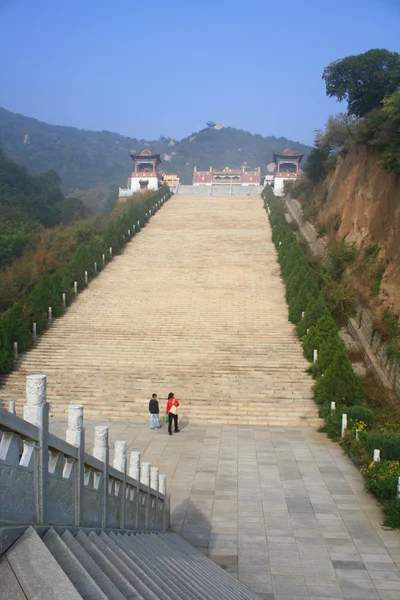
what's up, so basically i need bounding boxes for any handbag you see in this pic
[169,403,178,415]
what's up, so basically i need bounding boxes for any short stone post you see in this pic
[397,477,400,499]
[313,349,318,363]
[84,271,88,286]
[330,401,336,416]
[13,342,18,360]
[133,224,136,234]
[66,404,84,526]
[373,449,381,462]
[301,311,305,319]
[33,322,37,342]
[74,281,78,297]
[355,428,359,441]
[94,262,97,275]
[150,466,159,529]
[62,293,66,311]
[341,413,347,438]
[114,440,127,529]
[306,328,310,334]
[102,254,105,267]
[93,425,109,528]
[137,220,140,229]
[109,247,112,258]
[128,229,131,237]
[9,400,15,414]
[24,374,49,524]
[48,306,52,324]
[140,461,151,530]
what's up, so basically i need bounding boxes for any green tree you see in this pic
[322,49,400,117]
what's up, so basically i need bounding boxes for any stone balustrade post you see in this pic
[355,428,359,441]
[109,247,112,257]
[150,466,159,529]
[137,220,140,229]
[48,307,52,324]
[128,229,131,237]
[330,401,336,416]
[341,413,347,438]
[140,461,151,530]
[133,224,136,234]
[13,342,18,360]
[301,311,305,319]
[85,271,88,286]
[114,440,127,529]
[102,254,105,267]
[93,425,109,528]
[94,262,97,275]
[313,349,318,363]
[33,322,37,342]
[74,281,78,297]
[129,450,141,529]
[66,404,85,526]
[24,374,48,524]
[373,449,380,462]
[62,293,66,311]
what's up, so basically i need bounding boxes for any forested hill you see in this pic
[0,107,311,194]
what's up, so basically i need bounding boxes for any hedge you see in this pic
[0,186,171,374]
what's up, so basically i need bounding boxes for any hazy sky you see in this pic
[1,0,399,145]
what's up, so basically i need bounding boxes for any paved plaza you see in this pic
[50,417,400,600]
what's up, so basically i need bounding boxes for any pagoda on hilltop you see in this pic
[119,149,162,200]
[273,148,303,196]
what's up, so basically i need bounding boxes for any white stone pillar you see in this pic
[94,262,97,275]
[62,293,66,310]
[341,413,347,438]
[109,247,112,257]
[13,342,18,360]
[128,229,131,237]
[141,461,151,529]
[102,254,105,267]
[9,401,15,414]
[301,311,305,319]
[159,474,166,497]
[48,307,52,324]
[93,426,109,463]
[373,449,380,462]
[313,349,318,363]
[150,466,159,492]
[66,404,84,447]
[24,374,47,425]
[74,281,78,297]
[397,477,400,499]
[85,271,88,286]
[330,401,336,416]
[33,322,37,342]
[129,450,141,480]
[113,440,127,472]
[355,428,359,441]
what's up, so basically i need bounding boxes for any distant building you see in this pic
[272,148,303,197]
[119,149,162,200]
[162,173,180,192]
[193,166,262,186]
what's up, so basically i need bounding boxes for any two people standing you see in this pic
[149,392,180,436]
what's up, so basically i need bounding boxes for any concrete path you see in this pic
[50,418,400,600]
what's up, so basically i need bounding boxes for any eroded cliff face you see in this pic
[311,146,400,314]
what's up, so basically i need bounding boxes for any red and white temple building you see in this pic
[193,166,262,186]
[272,148,303,197]
[119,149,162,199]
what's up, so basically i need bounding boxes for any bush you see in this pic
[0,321,14,373]
[363,431,400,461]
[2,304,32,353]
[297,295,330,338]
[314,347,364,407]
[347,405,374,430]
[384,498,400,528]
[361,460,400,501]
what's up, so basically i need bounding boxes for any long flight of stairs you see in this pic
[0,195,321,427]
[1,527,262,599]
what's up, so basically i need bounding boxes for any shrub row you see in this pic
[0,187,171,374]
[262,186,366,431]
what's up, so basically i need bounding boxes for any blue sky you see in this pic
[1,0,399,145]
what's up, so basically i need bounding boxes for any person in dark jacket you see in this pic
[149,393,161,429]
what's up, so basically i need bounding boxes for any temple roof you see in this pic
[129,148,162,162]
[273,147,304,161]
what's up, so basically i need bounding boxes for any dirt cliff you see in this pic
[310,146,400,314]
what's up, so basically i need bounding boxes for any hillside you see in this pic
[0,108,311,199]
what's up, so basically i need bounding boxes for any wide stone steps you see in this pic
[0,194,320,428]
[2,526,262,600]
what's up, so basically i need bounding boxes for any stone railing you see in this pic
[284,195,400,399]
[0,374,169,531]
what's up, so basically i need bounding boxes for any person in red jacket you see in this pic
[166,392,180,436]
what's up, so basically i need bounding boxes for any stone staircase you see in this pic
[1,527,262,599]
[0,195,321,427]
